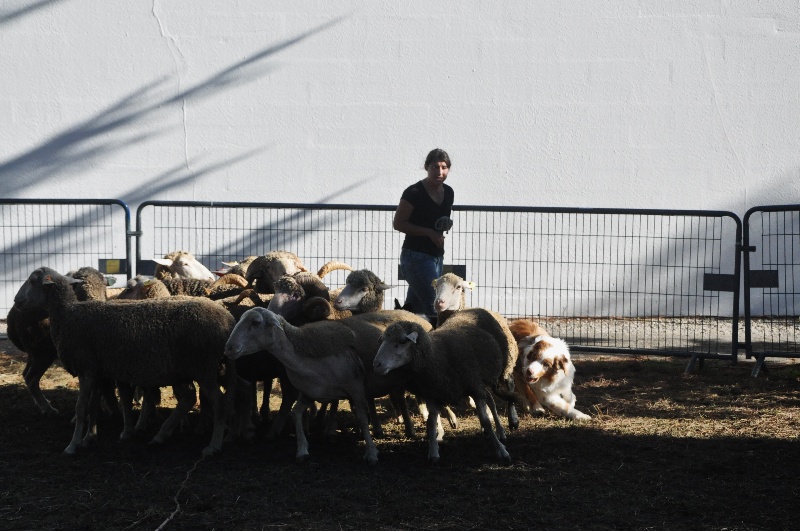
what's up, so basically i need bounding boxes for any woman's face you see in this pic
[426,161,450,184]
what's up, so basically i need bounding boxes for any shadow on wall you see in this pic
[0,0,68,25]
[0,14,348,196]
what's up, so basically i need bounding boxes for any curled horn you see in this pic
[316,260,354,279]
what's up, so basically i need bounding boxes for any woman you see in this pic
[394,148,454,320]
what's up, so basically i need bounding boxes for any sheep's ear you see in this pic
[152,258,173,266]
[43,274,55,285]
[407,331,418,344]
[465,281,476,290]
[376,282,392,292]
[431,280,437,287]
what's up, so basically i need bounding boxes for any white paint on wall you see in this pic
[1,1,799,215]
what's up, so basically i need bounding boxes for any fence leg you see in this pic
[750,355,769,378]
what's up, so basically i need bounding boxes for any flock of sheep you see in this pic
[8,250,587,465]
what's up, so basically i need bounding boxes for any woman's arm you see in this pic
[393,199,444,247]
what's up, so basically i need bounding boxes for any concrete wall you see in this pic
[2,1,799,214]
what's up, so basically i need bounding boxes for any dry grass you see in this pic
[0,337,799,530]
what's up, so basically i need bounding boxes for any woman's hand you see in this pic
[429,229,445,248]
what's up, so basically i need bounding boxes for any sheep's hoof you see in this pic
[202,445,220,457]
[41,406,60,416]
[404,429,416,439]
[500,455,512,467]
[63,445,78,456]
[296,453,310,464]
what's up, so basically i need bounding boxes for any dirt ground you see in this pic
[1,330,799,531]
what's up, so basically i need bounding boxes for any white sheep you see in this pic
[153,250,216,281]
[224,307,380,465]
[373,308,518,464]
[13,267,235,456]
[432,272,475,327]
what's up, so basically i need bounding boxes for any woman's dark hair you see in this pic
[424,148,451,170]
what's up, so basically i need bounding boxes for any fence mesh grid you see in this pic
[746,208,800,357]
[0,201,129,317]
[136,203,740,358]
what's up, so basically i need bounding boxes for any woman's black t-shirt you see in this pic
[400,180,454,257]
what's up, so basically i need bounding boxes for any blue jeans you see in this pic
[400,248,443,318]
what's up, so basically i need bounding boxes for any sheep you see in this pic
[372,308,518,464]
[429,272,521,431]
[245,251,308,294]
[153,250,216,281]
[333,269,391,315]
[224,307,380,465]
[227,272,332,439]
[215,255,259,277]
[7,267,110,415]
[432,272,475,327]
[336,310,436,439]
[117,276,172,300]
[13,267,235,456]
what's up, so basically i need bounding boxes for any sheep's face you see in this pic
[373,327,416,375]
[267,279,305,320]
[433,274,473,313]
[153,253,215,281]
[225,308,280,359]
[13,267,63,311]
[333,282,369,311]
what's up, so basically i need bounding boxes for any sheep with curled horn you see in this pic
[373,307,518,464]
[244,251,308,294]
[225,307,380,465]
[13,267,235,456]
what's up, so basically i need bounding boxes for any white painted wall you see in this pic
[1,1,799,215]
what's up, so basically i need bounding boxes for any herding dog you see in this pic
[508,319,590,421]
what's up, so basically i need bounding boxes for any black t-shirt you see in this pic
[400,180,454,257]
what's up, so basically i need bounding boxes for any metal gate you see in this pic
[136,202,742,365]
[0,199,132,319]
[743,205,800,376]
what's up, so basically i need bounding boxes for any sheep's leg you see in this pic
[265,378,298,440]
[483,392,507,441]
[135,387,161,433]
[389,390,416,438]
[473,397,511,464]
[116,382,137,440]
[443,405,458,429]
[257,378,272,424]
[81,383,103,448]
[506,400,519,431]
[368,397,384,439]
[425,402,443,463]
[292,394,315,463]
[226,377,255,442]
[151,383,196,445]
[322,400,340,439]
[65,375,94,455]
[201,382,227,457]
[349,398,379,465]
[23,355,58,415]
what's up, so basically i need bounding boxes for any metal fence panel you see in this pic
[0,199,131,319]
[743,205,800,375]
[137,202,741,361]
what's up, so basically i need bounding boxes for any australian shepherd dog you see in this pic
[508,319,590,420]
